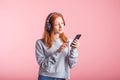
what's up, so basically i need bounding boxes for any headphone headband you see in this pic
[46,12,59,23]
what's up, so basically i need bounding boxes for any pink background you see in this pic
[0,0,120,80]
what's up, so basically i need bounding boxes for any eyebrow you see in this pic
[54,22,63,24]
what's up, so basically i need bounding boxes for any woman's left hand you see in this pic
[71,39,80,48]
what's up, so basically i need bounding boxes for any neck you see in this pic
[51,32,60,40]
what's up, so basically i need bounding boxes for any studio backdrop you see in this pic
[0,0,120,80]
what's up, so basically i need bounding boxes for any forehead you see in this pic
[54,17,63,23]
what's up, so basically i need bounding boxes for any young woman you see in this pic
[35,12,80,80]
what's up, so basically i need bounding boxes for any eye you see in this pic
[54,22,64,26]
[54,23,59,26]
[60,23,64,26]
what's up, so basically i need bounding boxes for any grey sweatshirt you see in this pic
[35,38,78,79]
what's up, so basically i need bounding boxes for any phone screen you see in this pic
[74,34,81,40]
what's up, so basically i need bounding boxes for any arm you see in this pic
[67,39,79,68]
[68,48,78,68]
[35,40,60,73]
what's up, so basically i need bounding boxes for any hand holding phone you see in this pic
[70,34,81,47]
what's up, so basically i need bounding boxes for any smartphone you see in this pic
[73,34,81,40]
[70,34,81,47]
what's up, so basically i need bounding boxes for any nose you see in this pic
[59,23,64,28]
[58,24,62,28]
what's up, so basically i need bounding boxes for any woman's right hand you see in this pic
[57,42,69,52]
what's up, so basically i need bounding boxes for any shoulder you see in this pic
[35,38,44,45]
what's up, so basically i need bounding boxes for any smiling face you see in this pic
[52,17,65,34]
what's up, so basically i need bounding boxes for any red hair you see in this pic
[43,12,68,48]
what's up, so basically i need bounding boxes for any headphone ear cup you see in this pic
[46,22,51,32]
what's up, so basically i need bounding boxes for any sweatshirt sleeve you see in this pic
[35,39,60,73]
[67,39,79,68]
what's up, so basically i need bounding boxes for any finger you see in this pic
[64,43,69,45]
[72,44,79,48]
[73,40,79,44]
[74,39,79,43]
[63,43,68,47]
[71,44,77,48]
[61,45,66,48]
[72,41,77,45]
[72,42,80,48]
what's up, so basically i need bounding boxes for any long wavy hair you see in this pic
[43,12,68,48]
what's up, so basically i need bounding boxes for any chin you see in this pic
[59,31,63,34]
[55,31,63,34]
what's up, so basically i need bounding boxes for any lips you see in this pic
[59,29,62,31]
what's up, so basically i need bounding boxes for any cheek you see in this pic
[53,26,59,31]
